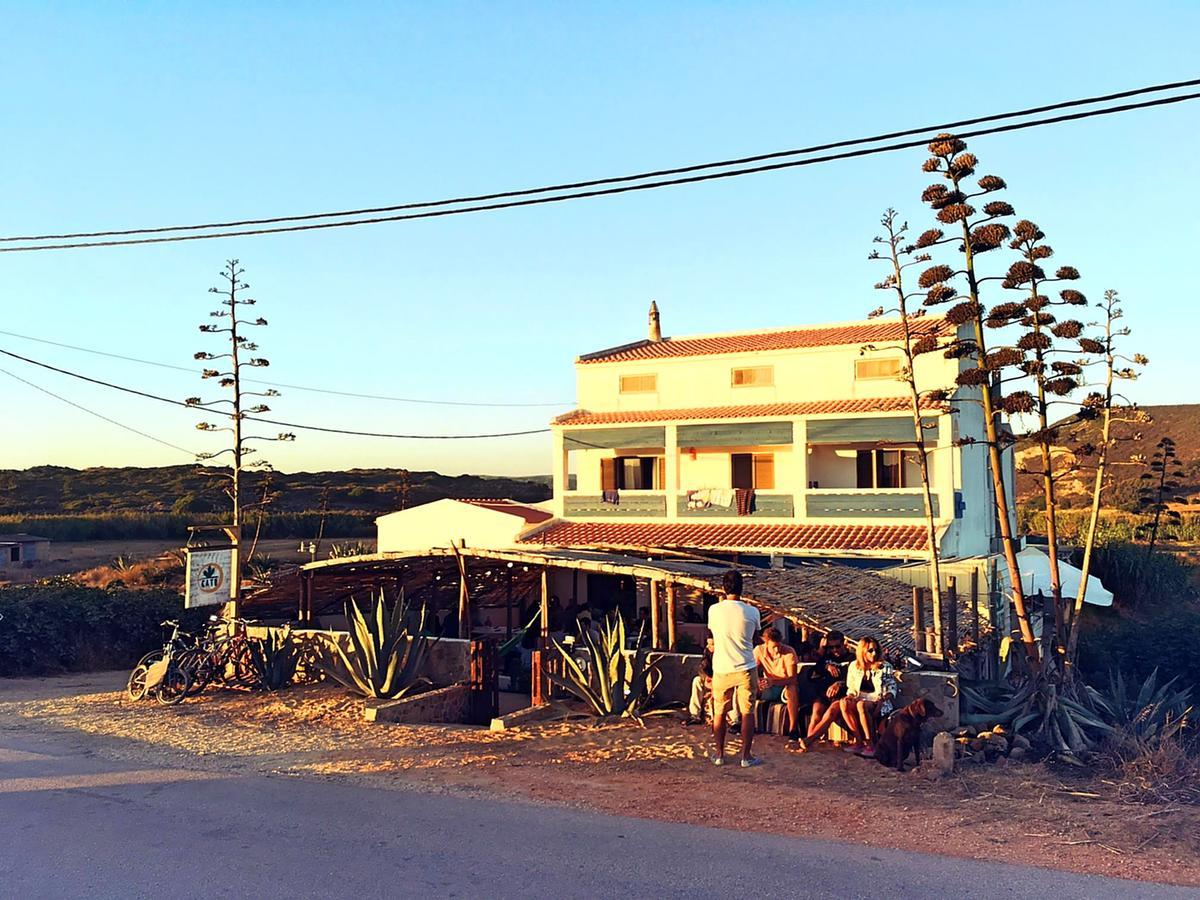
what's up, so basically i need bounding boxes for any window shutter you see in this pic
[752,454,775,490]
[601,458,617,491]
[656,456,666,490]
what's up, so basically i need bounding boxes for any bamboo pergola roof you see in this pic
[246,546,949,653]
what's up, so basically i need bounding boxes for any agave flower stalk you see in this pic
[916,135,1037,663]
[868,209,948,650]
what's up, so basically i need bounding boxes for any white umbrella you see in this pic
[1014,546,1113,608]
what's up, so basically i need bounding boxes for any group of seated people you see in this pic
[686,625,898,758]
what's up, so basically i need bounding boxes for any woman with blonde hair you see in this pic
[841,636,896,758]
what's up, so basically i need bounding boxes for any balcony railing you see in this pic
[676,492,794,518]
[563,492,667,517]
[805,488,939,518]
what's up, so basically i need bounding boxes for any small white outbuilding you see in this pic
[375,498,552,553]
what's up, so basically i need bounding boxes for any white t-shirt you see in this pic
[707,599,761,674]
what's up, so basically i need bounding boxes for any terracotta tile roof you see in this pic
[459,498,553,525]
[518,521,928,554]
[579,317,946,364]
[554,396,943,426]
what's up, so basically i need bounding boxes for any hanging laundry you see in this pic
[602,490,620,505]
[712,488,735,509]
[734,488,756,516]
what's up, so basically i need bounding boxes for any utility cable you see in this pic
[0,348,552,440]
[2,76,1198,245]
[0,367,199,456]
[0,328,571,408]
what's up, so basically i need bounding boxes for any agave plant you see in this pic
[1093,668,1193,747]
[546,612,664,724]
[323,592,436,700]
[246,628,299,692]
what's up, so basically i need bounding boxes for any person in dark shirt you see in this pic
[684,633,738,728]
[795,630,850,748]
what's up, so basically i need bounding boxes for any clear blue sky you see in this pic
[2,2,1196,476]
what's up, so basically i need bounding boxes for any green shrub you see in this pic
[0,584,208,676]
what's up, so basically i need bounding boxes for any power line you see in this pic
[3,90,1196,253]
[0,328,571,408]
[3,76,1198,245]
[0,348,553,440]
[0,367,198,456]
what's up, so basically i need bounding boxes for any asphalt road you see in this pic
[0,728,1191,900]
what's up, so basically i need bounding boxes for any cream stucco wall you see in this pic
[575,323,962,412]
[376,500,531,552]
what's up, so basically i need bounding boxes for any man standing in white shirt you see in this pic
[707,569,763,768]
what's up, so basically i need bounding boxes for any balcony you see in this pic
[805,489,939,519]
[563,492,667,517]
[676,492,795,519]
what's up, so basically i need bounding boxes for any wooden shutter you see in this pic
[601,458,617,491]
[752,454,775,490]
[656,456,666,490]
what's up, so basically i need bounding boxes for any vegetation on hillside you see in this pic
[0,465,551,540]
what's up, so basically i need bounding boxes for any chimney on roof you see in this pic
[648,300,662,342]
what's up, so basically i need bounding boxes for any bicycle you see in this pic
[127,620,193,705]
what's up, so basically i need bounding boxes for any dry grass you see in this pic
[1103,733,1200,806]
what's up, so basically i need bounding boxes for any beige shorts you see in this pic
[712,669,758,717]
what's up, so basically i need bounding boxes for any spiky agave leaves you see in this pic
[324,591,436,699]
[246,627,299,692]
[546,612,665,724]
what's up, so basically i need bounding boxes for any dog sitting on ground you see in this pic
[875,697,943,772]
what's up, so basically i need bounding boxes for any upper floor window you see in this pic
[602,456,665,490]
[731,365,774,387]
[856,448,920,488]
[731,453,775,490]
[855,357,902,380]
[619,373,657,393]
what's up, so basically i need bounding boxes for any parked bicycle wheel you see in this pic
[176,648,211,697]
[127,664,151,701]
[155,666,192,706]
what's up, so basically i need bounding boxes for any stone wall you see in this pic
[895,669,959,732]
[364,683,471,724]
[268,628,472,688]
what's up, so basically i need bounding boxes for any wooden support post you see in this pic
[505,568,513,639]
[649,580,661,649]
[930,579,944,657]
[665,581,677,651]
[454,544,470,639]
[297,571,308,624]
[970,568,981,654]
[539,567,550,645]
[531,649,545,706]
[468,639,499,724]
[946,575,958,659]
[911,586,924,655]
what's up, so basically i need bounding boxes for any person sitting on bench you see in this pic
[754,627,800,739]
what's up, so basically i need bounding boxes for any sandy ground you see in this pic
[2,672,1198,888]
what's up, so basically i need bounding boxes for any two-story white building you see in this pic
[516,304,1014,567]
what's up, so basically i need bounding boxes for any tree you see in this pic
[1136,437,1186,559]
[867,209,952,651]
[1064,290,1148,671]
[186,260,295,615]
[913,135,1039,662]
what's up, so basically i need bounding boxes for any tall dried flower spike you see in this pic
[914,228,944,248]
[982,201,1014,217]
[977,175,1006,192]
[918,264,955,289]
[1056,266,1081,280]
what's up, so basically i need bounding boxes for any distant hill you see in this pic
[0,465,552,518]
[1016,403,1200,510]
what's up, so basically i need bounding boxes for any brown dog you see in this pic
[875,697,943,772]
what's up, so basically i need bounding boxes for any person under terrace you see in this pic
[684,633,739,729]
[753,627,801,739]
[707,570,762,768]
